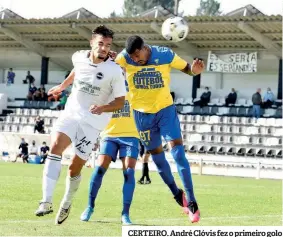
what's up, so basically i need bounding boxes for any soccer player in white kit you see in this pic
[34,25,126,225]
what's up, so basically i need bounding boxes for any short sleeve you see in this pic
[170,53,188,70]
[115,53,127,68]
[111,67,127,98]
[71,51,80,67]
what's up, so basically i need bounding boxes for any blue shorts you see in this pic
[99,137,140,162]
[134,104,181,151]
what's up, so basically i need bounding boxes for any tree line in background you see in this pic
[110,0,221,17]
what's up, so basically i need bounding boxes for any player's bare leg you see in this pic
[121,156,137,225]
[35,132,71,217]
[55,155,87,225]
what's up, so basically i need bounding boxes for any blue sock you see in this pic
[88,166,107,208]
[171,145,196,202]
[122,168,135,215]
[151,152,179,196]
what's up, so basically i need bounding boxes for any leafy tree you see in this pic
[196,0,221,16]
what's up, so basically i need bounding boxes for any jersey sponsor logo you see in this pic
[133,68,164,89]
[74,79,101,96]
[96,72,104,80]
[112,100,130,118]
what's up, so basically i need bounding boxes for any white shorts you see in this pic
[52,115,100,161]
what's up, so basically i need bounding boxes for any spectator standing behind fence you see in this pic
[252,88,262,119]
[225,88,237,106]
[23,71,35,85]
[7,68,15,85]
[263,87,275,108]
[34,116,45,134]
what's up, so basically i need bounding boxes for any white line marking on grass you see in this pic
[0,214,281,224]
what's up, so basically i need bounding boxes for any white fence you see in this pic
[0,132,282,180]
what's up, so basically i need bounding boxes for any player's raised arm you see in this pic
[48,69,75,96]
[170,51,205,76]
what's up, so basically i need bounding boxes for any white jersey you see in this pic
[64,50,126,130]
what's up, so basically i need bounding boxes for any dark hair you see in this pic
[125,35,144,54]
[92,25,114,39]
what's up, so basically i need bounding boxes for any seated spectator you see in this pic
[57,91,68,110]
[194,87,211,107]
[27,83,37,101]
[13,138,29,163]
[7,68,15,85]
[33,89,42,101]
[252,88,262,119]
[34,116,45,134]
[225,88,237,106]
[40,141,50,164]
[29,140,38,156]
[23,71,35,85]
[263,87,275,108]
[39,85,48,101]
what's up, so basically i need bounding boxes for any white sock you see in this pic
[41,154,62,203]
[61,174,82,209]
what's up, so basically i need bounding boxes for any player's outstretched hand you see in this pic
[48,85,63,96]
[89,105,104,115]
[108,51,117,60]
[191,58,205,75]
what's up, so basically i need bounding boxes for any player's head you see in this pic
[90,25,114,60]
[125,35,150,65]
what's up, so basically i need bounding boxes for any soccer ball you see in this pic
[161,16,189,42]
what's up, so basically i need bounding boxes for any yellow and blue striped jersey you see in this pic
[100,93,139,139]
[115,46,187,113]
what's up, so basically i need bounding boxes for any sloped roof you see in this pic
[138,5,183,18]
[0,13,281,58]
[61,7,98,19]
[0,8,24,20]
[226,4,265,17]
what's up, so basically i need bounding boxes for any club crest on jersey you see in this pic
[96,72,104,80]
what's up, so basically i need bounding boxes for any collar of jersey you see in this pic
[87,50,110,65]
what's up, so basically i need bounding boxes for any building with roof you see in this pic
[0,6,281,100]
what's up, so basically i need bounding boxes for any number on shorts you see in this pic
[140,130,151,143]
